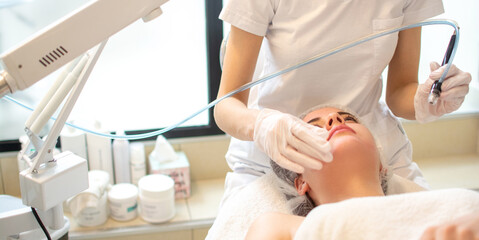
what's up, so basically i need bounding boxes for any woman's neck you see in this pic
[313,176,385,205]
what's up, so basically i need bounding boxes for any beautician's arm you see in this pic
[246,212,304,240]
[213,26,263,141]
[386,27,421,120]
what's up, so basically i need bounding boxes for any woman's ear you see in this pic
[294,175,310,195]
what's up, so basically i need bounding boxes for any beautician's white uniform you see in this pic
[217,0,444,207]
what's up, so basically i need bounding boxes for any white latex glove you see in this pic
[415,62,472,123]
[253,108,332,173]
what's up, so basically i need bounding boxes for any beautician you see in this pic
[212,0,471,219]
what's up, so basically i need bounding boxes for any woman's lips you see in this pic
[327,125,356,141]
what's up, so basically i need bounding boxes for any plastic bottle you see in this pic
[129,142,146,185]
[113,130,131,184]
[60,124,88,160]
[86,121,114,184]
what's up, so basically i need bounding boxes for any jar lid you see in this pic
[108,183,138,202]
[138,174,174,199]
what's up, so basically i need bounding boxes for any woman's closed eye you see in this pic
[306,111,359,128]
[340,113,359,123]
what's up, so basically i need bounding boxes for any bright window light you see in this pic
[0,0,216,142]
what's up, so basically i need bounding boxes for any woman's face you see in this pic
[302,107,377,154]
[298,107,382,204]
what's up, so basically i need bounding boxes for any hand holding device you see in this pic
[414,61,471,123]
[253,108,332,173]
[427,32,457,105]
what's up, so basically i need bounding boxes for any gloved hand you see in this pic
[253,108,332,173]
[414,62,472,123]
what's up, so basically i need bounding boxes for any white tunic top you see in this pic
[219,0,444,189]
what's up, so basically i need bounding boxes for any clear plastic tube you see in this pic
[2,19,459,140]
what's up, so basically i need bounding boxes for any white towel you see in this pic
[295,188,479,240]
[206,172,432,239]
[206,172,291,240]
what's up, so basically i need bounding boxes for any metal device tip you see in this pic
[428,93,439,105]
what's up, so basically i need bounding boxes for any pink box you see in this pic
[149,152,190,199]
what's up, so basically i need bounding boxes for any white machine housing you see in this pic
[0,0,170,239]
[0,0,168,95]
[19,151,89,211]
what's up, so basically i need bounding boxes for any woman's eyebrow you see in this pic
[307,117,321,124]
[338,111,358,118]
[337,111,352,116]
[338,111,359,121]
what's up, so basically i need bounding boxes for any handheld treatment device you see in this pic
[427,30,457,105]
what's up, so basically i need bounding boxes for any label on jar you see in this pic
[110,200,138,221]
[139,199,175,223]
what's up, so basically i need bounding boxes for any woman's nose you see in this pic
[325,112,345,131]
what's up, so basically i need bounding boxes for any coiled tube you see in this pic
[3,19,459,140]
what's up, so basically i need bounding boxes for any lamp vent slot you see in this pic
[38,46,68,67]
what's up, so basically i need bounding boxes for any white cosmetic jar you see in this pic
[68,170,110,227]
[108,183,139,221]
[70,191,109,227]
[138,174,175,223]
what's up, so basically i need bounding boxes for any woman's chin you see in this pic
[330,136,377,159]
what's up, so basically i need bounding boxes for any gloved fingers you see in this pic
[429,61,441,74]
[291,120,329,144]
[416,63,472,124]
[429,63,462,81]
[438,97,465,114]
[440,71,472,92]
[284,138,332,170]
[253,108,288,151]
[274,153,305,173]
[290,138,332,164]
[440,85,469,100]
[290,123,332,162]
[418,78,436,95]
[282,145,323,171]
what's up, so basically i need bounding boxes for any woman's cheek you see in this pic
[329,135,375,157]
